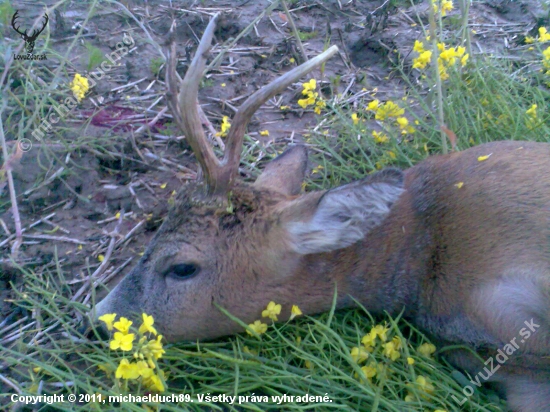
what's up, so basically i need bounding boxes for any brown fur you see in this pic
[95,140,550,411]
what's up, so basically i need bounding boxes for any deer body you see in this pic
[96,140,550,410]
[94,14,549,411]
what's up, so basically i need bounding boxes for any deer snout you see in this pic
[91,278,148,337]
[89,294,116,339]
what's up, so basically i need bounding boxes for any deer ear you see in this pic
[283,168,405,255]
[254,145,308,196]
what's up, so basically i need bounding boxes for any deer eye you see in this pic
[166,263,200,280]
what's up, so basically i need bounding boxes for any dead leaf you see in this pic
[441,124,457,151]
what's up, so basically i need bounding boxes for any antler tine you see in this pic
[221,45,339,187]
[29,13,48,39]
[166,22,185,136]
[11,11,27,37]
[174,13,222,195]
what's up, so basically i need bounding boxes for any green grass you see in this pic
[4,266,504,411]
[306,57,550,189]
[2,1,550,411]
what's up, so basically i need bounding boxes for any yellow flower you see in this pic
[143,372,165,392]
[543,46,550,72]
[440,45,466,67]
[405,375,436,401]
[361,332,377,348]
[98,313,117,331]
[221,83,226,87]
[351,113,359,125]
[407,357,415,365]
[461,53,469,66]
[439,49,456,65]
[396,117,409,129]
[290,305,303,320]
[413,40,425,53]
[433,0,453,16]
[314,99,326,115]
[110,332,135,351]
[262,301,282,321]
[391,335,403,350]
[413,51,432,70]
[526,104,537,119]
[135,360,154,378]
[538,27,550,43]
[418,343,436,357]
[216,116,231,137]
[259,130,269,136]
[438,61,449,80]
[70,73,90,102]
[362,324,391,349]
[350,346,370,363]
[361,363,377,379]
[371,324,389,341]
[247,320,268,336]
[138,313,158,336]
[367,99,380,111]
[383,337,402,361]
[98,254,104,262]
[477,154,492,162]
[372,130,389,144]
[441,0,453,15]
[416,375,436,395]
[302,79,316,92]
[115,358,140,380]
[113,317,133,334]
[297,98,309,109]
[143,335,165,360]
[375,101,404,121]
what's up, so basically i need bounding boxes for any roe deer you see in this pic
[94,14,550,411]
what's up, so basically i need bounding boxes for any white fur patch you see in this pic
[472,270,550,353]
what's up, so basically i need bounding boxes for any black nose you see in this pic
[79,315,111,341]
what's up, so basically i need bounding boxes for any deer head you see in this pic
[12,10,48,54]
[93,14,405,341]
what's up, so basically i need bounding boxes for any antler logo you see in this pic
[11,10,49,54]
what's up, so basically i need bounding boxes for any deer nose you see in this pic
[78,313,111,341]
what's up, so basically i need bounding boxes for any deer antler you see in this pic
[11,11,28,38]
[166,16,223,194]
[11,11,48,40]
[167,13,338,197]
[28,13,48,41]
